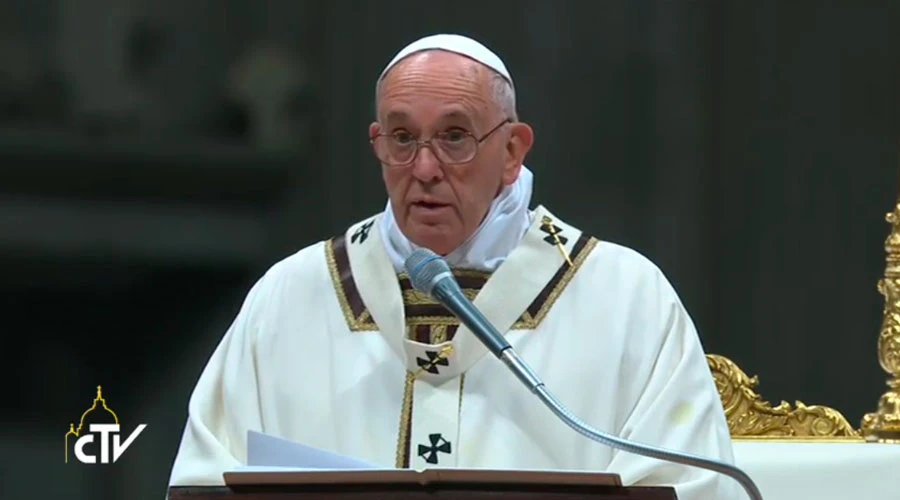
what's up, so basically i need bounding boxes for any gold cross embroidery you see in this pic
[412,344,454,379]
[541,216,573,266]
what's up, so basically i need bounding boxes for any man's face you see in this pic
[370,51,533,256]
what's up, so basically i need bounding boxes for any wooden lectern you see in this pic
[167,469,678,499]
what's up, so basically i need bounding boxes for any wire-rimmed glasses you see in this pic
[370,119,511,167]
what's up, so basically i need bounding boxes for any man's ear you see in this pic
[369,121,381,139]
[502,122,534,185]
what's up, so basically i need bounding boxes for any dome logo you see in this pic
[64,386,147,464]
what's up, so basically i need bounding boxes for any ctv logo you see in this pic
[64,386,147,464]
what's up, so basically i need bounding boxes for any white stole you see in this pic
[339,205,591,469]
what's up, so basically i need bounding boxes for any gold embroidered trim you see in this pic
[403,288,479,305]
[324,238,378,332]
[394,372,466,468]
[526,237,599,326]
[394,371,415,468]
[324,233,599,333]
[405,316,474,327]
[429,324,450,344]
[397,269,491,281]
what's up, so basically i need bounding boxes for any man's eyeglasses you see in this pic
[370,119,511,167]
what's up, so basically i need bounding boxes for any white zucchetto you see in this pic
[378,34,514,89]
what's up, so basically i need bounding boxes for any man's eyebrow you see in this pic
[381,109,477,129]
[436,110,477,129]
[440,110,472,122]
[383,111,410,124]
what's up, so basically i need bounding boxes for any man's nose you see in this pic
[410,145,445,182]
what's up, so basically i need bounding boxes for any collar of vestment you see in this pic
[378,166,536,273]
[324,205,598,382]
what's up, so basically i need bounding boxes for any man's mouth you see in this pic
[414,201,445,209]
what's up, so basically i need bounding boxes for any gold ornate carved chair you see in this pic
[705,354,862,440]
[704,199,900,442]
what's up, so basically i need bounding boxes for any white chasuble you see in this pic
[168,205,741,500]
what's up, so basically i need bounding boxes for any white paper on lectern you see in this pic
[245,430,379,469]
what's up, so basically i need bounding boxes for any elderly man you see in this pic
[168,34,739,499]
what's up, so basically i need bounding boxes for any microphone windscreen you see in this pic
[404,248,451,295]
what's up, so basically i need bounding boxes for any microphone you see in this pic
[404,248,764,500]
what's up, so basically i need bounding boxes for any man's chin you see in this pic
[403,223,460,257]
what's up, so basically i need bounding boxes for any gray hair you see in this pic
[374,65,518,122]
[489,72,518,122]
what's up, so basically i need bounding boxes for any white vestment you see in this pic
[168,205,740,500]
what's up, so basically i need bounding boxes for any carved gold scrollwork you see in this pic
[861,202,900,442]
[706,354,861,439]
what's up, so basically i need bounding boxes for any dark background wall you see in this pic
[0,1,897,499]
